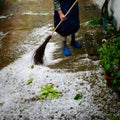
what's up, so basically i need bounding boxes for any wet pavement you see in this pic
[0,0,53,69]
[0,0,120,119]
[0,0,103,70]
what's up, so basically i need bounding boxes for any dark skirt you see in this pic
[54,0,80,36]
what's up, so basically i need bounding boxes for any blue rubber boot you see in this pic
[63,46,71,56]
[71,40,81,48]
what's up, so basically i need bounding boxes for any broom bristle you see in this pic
[33,35,52,65]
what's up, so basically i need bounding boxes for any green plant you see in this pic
[108,114,120,120]
[0,0,18,4]
[98,37,120,73]
[98,36,120,92]
[38,84,61,100]
[88,17,101,26]
[27,78,34,85]
[0,102,4,106]
[102,13,116,35]
[106,25,115,34]
[28,65,34,69]
[11,0,18,2]
[19,109,24,113]
[74,93,83,100]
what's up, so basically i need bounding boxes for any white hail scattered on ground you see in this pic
[0,25,119,120]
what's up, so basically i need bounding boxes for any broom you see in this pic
[33,0,78,65]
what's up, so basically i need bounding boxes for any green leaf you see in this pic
[117,71,120,77]
[27,78,34,85]
[74,93,83,100]
[38,94,47,99]
[11,0,18,2]
[108,114,119,120]
[38,84,61,100]
[30,65,34,69]
[28,65,34,69]
[111,79,117,85]
[0,102,4,106]
[20,109,24,113]
[88,17,101,26]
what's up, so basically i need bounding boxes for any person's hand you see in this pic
[58,10,66,21]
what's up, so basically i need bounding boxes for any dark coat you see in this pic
[54,0,80,36]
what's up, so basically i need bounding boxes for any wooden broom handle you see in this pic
[51,0,78,37]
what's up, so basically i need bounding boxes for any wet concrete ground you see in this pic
[0,0,53,69]
[0,0,103,70]
[0,0,120,119]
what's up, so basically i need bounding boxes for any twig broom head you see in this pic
[33,35,52,65]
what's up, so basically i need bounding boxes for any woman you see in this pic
[54,0,81,56]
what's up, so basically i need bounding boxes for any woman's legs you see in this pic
[71,33,75,42]
[60,33,81,56]
[61,36,67,47]
[71,33,81,48]
[61,36,71,56]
